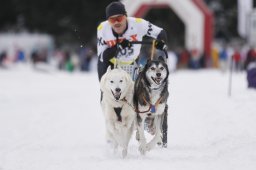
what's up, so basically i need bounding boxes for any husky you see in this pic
[134,56,169,155]
[100,66,136,158]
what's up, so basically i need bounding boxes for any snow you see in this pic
[0,64,256,170]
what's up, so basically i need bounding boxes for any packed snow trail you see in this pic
[0,65,256,170]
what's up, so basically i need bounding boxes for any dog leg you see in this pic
[136,130,140,141]
[122,147,128,158]
[105,119,116,144]
[121,139,128,158]
[135,115,140,141]
[122,127,131,158]
[157,114,164,146]
[105,129,113,144]
[105,121,119,154]
[112,140,118,154]
[106,130,118,154]
[161,105,168,148]
[122,121,135,158]
[145,115,162,151]
[137,116,147,155]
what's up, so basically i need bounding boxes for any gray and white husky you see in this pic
[134,56,169,155]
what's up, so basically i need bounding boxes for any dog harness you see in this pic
[140,95,163,114]
[114,107,122,122]
[121,96,162,114]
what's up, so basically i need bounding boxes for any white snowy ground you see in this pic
[0,64,256,170]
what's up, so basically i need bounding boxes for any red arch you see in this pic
[192,0,214,58]
[132,1,213,59]
[133,3,169,17]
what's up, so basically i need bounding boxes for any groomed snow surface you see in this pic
[0,64,256,170]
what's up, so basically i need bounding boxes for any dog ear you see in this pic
[123,72,133,94]
[117,65,122,70]
[106,66,112,73]
[158,55,166,62]
[100,66,112,90]
[152,55,158,60]
[100,74,106,91]
[100,71,108,92]
[125,72,132,84]
[146,56,151,63]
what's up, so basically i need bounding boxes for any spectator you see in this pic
[244,47,256,88]
[64,51,74,72]
[246,61,256,89]
[199,51,207,68]
[211,47,219,68]
[0,51,7,67]
[244,47,256,69]
[219,46,228,72]
[31,50,39,65]
[56,50,66,70]
[80,46,94,72]
[189,49,201,69]
[16,49,26,62]
[178,48,190,68]
[232,49,242,72]
[31,49,47,65]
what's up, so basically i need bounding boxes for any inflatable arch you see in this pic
[122,0,213,57]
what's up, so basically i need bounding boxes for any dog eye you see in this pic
[110,81,114,83]
[150,67,155,71]
[120,80,123,83]
[160,67,164,70]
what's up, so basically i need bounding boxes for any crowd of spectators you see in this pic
[0,44,96,72]
[0,42,256,88]
[172,44,256,88]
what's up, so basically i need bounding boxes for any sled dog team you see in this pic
[100,57,169,158]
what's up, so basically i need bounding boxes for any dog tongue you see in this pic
[156,78,162,82]
[153,77,161,85]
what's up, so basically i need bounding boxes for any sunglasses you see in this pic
[108,15,125,24]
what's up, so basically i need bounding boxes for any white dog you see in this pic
[100,66,136,158]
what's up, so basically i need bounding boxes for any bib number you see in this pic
[119,47,134,56]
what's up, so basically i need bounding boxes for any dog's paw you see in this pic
[162,143,167,148]
[145,143,154,151]
[113,144,118,154]
[122,149,127,158]
[148,127,156,135]
[157,138,163,146]
[139,144,147,155]
[157,141,163,146]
